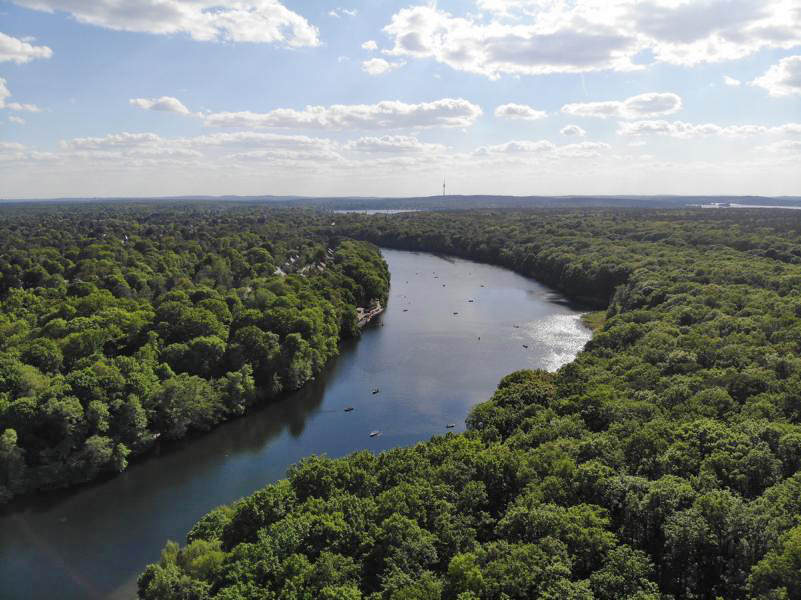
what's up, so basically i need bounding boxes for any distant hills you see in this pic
[3,194,801,210]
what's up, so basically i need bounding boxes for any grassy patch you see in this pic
[581,310,607,333]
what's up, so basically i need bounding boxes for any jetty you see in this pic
[356,300,384,327]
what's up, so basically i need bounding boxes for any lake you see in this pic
[0,249,592,600]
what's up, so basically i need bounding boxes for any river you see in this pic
[0,249,592,599]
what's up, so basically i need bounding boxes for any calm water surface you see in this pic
[0,249,591,600]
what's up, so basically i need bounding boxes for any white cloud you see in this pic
[381,1,801,78]
[618,120,801,139]
[11,0,319,47]
[383,5,639,78]
[0,142,27,152]
[473,138,610,160]
[8,115,25,124]
[751,55,801,97]
[494,103,547,121]
[343,135,446,154]
[0,31,52,63]
[560,124,586,136]
[723,75,741,86]
[562,92,682,119]
[4,124,801,197]
[188,131,338,151]
[225,148,344,165]
[361,40,378,51]
[5,102,42,112]
[329,8,357,18]
[61,132,166,150]
[60,131,341,155]
[130,96,192,115]
[43,129,454,174]
[361,58,405,76]
[202,98,483,130]
[0,77,42,112]
[759,140,801,154]
[474,139,556,155]
[557,141,611,158]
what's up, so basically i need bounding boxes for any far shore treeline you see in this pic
[139,206,801,599]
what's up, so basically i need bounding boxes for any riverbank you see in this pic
[0,248,592,600]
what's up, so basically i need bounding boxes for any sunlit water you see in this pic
[0,249,592,600]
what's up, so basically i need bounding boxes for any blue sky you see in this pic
[1,0,800,198]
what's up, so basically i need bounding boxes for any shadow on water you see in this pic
[1,336,360,520]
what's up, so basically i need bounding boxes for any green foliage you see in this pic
[0,205,389,500]
[138,207,801,600]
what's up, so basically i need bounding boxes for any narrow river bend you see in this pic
[0,249,592,600]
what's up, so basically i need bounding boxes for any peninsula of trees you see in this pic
[0,205,389,502]
[139,207,801,599]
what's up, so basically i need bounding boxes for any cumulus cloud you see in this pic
[361,40,378,51]
[562,92,682,119]
[343,135,446,154]
[61,132,166,150]
[8,115,25,124]
[474,138,610,159]
[0,141,27,152]
[381,1,801,78]
[557,141,611,158]
[618,120,801,139]
[474,140,556,155]
[560,124,586,137]
[383,5,638,78]
[0,77,42,112]
[329,8,357,18]
[188,131,337,150]
[751,55,801,97]
[0,31,52,63]
[45,130,456,174]
[759,140,801,154]
[11,0,319,47]
[723,75,741,86]
[494,103,547,121]
[202,98,483,130]
[361,58,405,76]
[130,96,192,115]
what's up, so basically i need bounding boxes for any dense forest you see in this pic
[138,207,801,600]
[0,205,389,502]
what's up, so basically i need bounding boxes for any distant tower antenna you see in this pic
[442,177,446,197]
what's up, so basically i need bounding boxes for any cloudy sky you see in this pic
[1,0,800,199]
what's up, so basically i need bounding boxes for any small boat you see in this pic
[453,312,459,315]
[403,309,408,312]
[344,407,354,412]
[442,284,446,287]
[446,424,455,429]
[480,284,485,287]
[513,325,520,328]
[369,430,381,438]
[372,388,380,394]
[522,344,529,349]
[468,299,474,302]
